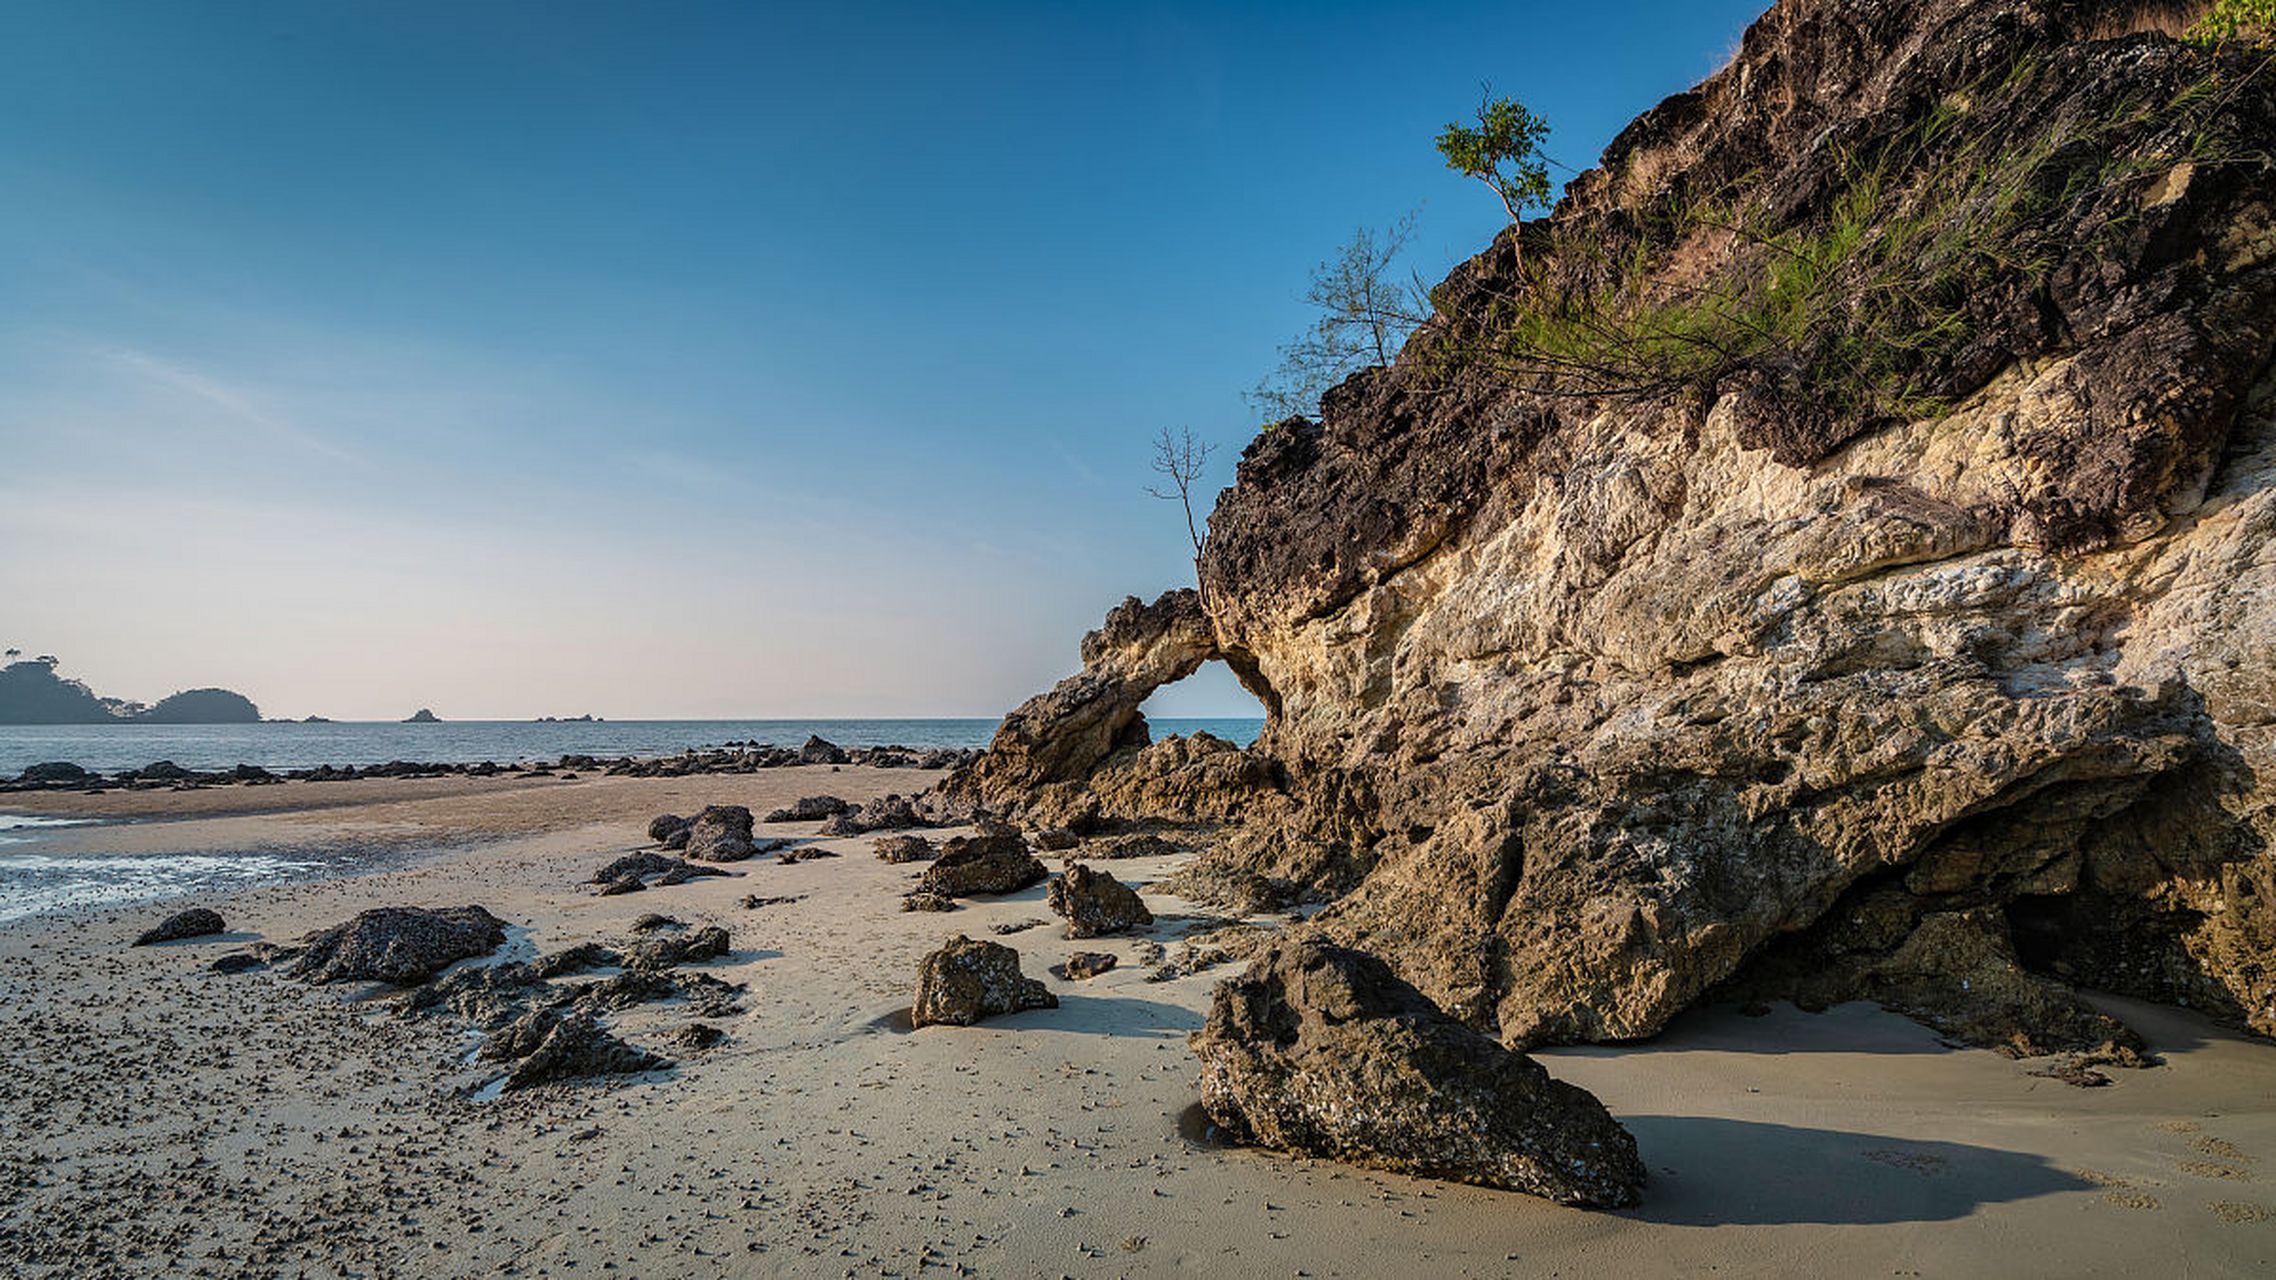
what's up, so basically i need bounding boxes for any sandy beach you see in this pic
[0,768,2269,1277]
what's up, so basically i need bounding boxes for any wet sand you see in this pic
[3,770,2273,1276]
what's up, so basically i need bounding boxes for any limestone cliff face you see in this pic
[954,0,2276,1053]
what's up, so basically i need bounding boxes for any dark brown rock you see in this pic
[900,892,957,913]
[133,908,226,946]
[1046,863,1153,938]
[481,1009,670,1090]
[910,935,1058,1028]
[289,906,508,986]
[873,834,937,864]
[1061,951,1118,980]
[647,813,691,843]
[915,831,1047,899]
[683,805,757,861]
[621,924,730,971]
[764,794,852,823]
[1191,941,1644,1207]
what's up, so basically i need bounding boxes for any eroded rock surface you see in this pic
[1191,941,1644,1206]
[683,805,758,862]
[873,834,937,863]
[910,935,1057,1028]
[1047,863,1154,938]
[914,831,1047,899]
[944,0,2276,1057]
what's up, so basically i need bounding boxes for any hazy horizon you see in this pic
[1,1,1762,721]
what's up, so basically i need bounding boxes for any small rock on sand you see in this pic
[133,907,227,946]
[911,935,1058,1028]
[1047,863,1153,938]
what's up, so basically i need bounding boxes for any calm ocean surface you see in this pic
[0,717,1265,777]
[0,717,1265,923]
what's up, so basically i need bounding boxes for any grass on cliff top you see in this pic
[1425,41,2272,427]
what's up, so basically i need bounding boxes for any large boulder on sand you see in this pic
[1046,863,1153,938]
[911,935,1058,1028]
[914,830,1047,899]
[1190,940,1645,1208]
[683,805,757,861]
[289,906,508,986]
[647,813,691,843]
[133,907,226,946]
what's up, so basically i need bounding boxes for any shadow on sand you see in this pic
[1618,1115,2090,1226]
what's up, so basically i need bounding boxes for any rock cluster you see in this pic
[1191,941,1645,1207]
[910,936,1057,1028]
[2,740,981,792]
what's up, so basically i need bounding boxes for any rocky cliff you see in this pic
[950,0,2276,1059]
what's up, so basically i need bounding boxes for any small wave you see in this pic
[0,851,325,924]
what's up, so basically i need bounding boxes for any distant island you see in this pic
[404,708,442,723]
[0,656,262,725]
[535,714,600,722]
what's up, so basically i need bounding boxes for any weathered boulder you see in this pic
[621,924,731,971]
[1062,951,1118,980]
[820,793,925,835]
[901,892,957,913]
[799,734,849,765]
[683,805,757,861]
[764,795,851,823]
[1032,827,1081,852]
[1046,863,1154,938]
[952,0,2276,1055]
[647,813,691,843]
[1191,941,1644,1206]
[138,760,191,781]
[910,935,1058,1028]
[914,830,1048,899]
[873,833,937,864]
[289,906,507,986]
[133,907,226,946]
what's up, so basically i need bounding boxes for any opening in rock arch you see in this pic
[1137,658,1268,748]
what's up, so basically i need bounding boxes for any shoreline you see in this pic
[3,770,2273,1275]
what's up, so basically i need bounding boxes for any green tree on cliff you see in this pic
[1437,91,1555,222]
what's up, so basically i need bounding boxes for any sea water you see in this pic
[0,717,1264,776]
[0,717,1265,923]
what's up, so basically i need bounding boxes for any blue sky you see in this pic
[0,0,1764,719]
